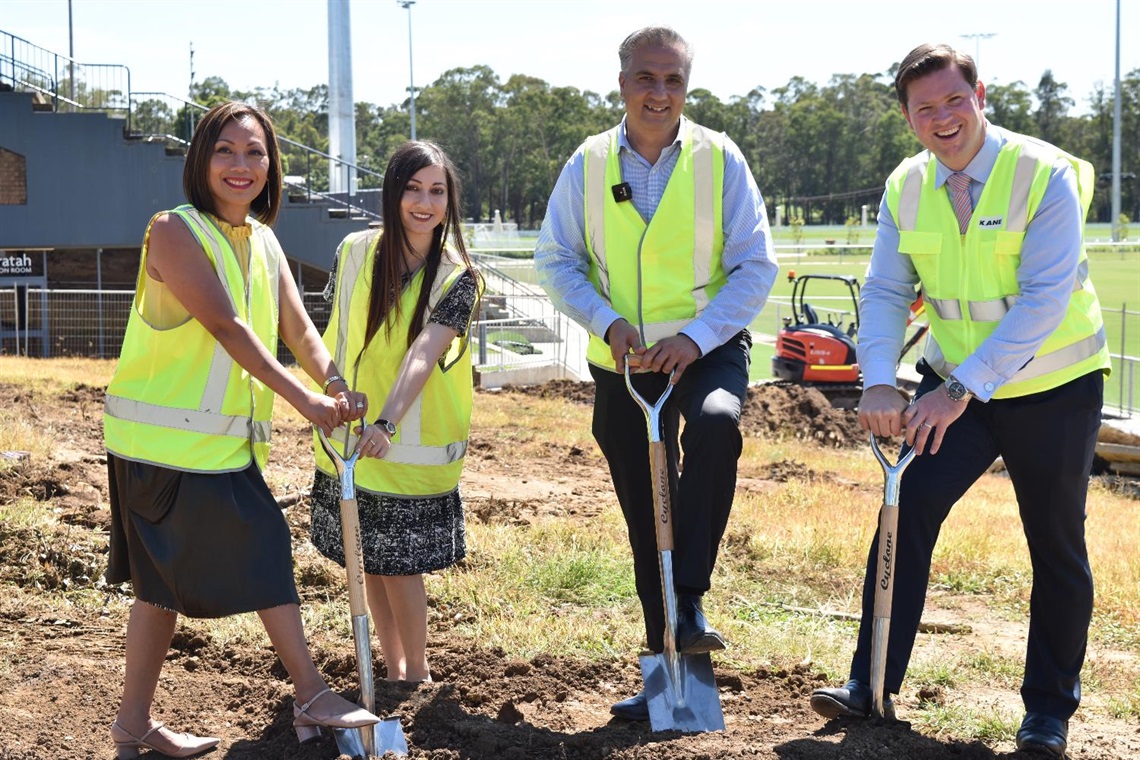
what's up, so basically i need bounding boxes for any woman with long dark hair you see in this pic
[310,140,481,683]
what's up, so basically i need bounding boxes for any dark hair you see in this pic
[894,43,978,107]
[360,140,477,357]
[183,101,283,226]
[618,26,693,79]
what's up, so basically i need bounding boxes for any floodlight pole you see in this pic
[959,32,996,74]
[399,0,417,140]
[1111,0,1122,242]
[66,0,74,103]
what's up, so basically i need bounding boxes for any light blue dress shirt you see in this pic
[533,116,778,358]
[857,123,1086,402]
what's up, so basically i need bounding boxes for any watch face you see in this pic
[947,379,967,400]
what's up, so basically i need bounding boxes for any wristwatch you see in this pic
[375,418,397,437]
[945,375,973,402]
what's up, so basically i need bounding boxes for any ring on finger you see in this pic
[919,421,933,429]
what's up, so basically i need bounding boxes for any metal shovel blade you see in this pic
[331,727,366,759]
[373,717,409,755]
[641,650,724,732]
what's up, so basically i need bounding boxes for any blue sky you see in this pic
[2,0,1134,114]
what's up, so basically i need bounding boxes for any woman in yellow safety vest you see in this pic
[103,102,379,758]
[310,140,481,683]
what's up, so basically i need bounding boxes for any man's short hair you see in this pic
[894,43,978,107]
[618,26,693,79]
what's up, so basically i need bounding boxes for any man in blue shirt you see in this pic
[534,25,778,722]
[810,43,1109,759]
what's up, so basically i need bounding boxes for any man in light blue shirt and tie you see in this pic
[810,43,1110,759]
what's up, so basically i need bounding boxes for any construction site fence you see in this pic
[0,287,589,384]
[0,288,1135,417]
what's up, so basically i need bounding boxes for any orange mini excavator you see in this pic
[772,272,926,408]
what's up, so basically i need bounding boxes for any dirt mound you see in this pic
[741,383,865,447]
[492,379,597,406]
[491,380,867,449]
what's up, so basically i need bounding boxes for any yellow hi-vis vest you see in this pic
[886,134,1110,399]
[313,229,478,497]
[104,205,282,472]
[582,120,726,368]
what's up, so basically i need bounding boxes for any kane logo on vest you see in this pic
[977,216,1003,228]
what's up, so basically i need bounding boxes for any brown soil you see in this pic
[0,380,1137,760]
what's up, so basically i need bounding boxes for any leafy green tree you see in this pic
[986,80,1035,133]
[1034,70,1073,146]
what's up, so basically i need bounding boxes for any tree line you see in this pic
[136,64,1139,229]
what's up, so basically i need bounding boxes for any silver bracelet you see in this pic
[321,374,345,393]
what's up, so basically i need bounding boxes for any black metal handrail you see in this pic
[2,30,129,113]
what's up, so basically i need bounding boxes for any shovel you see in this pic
[317,424,409,758]
[624,362,725,733]
[868,433,917,719]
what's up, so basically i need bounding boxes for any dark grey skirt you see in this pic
[309,470,466,576]
[106,453,301,618]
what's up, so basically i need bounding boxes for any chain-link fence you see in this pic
[0,287,1134,415]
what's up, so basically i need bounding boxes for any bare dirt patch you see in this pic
[0,379,1137,759]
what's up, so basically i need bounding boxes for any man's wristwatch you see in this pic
[375,418,397,437]
[945,375,973,402]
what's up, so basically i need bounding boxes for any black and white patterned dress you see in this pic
[309,264,478,576]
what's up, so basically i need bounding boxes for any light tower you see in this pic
[398,0,417,140]
[959,32,996,74]
[328,0,357,195]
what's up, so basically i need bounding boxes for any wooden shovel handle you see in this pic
[649,440,674,552]
[339,496,369,617]
[873,501,899,618]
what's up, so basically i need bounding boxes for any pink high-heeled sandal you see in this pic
[110,720,219,759]
[291,687,380,744]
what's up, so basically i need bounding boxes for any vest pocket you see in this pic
[992,231,1024,295]
[898,231,942,255]
[993,231,1025,256]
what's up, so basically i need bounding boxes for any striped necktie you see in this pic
[948,172,973,234]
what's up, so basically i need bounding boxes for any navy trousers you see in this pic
[849,365,1103,719]
[590,330,751,653]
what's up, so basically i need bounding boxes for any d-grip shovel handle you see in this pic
[868,433,917,719]
[317,427,369,618]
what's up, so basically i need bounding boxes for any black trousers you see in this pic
[849,365,1103,720]
[589,330,751,653]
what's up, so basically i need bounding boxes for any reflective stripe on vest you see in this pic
[583,121,724,365]
[886,134,1110,398]
[925,326,1107,386]
[924,259,1089,322]
[317,229,474,495]
[104,205,280,471]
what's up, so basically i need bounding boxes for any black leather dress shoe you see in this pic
[810,679,896,720]
[676,593,727,654]
[610,691,648,721]
[1015,713,1068,757]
